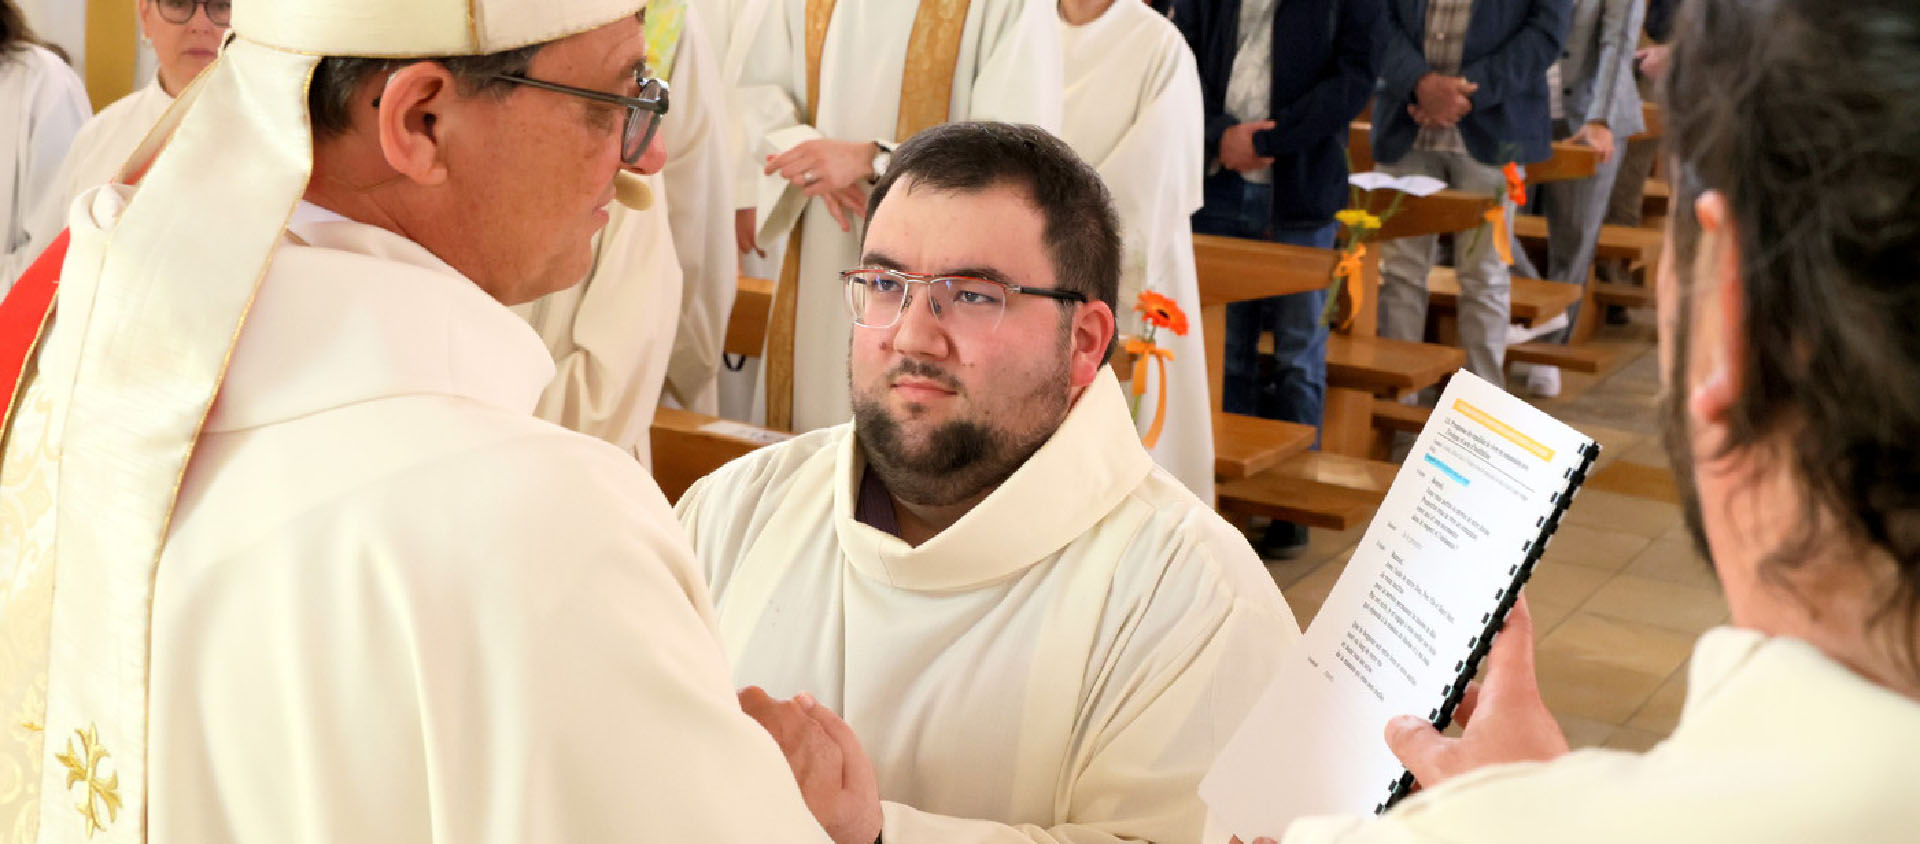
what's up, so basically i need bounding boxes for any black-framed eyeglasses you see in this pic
[842,267,1087,333]
[492,73,670,165]
[155,0,232,26]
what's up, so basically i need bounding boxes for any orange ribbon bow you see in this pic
[1123,337,1175,450]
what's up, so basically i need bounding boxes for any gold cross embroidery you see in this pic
[54,724,121,837]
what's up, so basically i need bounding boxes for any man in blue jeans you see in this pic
[1173,0,1380,557]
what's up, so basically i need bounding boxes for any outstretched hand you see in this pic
[1383,597,1568,789]
[738,687,884,844]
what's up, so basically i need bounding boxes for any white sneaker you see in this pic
[1527,364,1562,398]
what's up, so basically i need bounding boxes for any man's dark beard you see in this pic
[853,358,1069,508]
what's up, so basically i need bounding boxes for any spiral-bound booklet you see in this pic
[1199,370,1599,840]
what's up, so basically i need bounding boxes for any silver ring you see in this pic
[803,170,819,185]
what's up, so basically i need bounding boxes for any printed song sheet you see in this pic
[1199,371,1596,840]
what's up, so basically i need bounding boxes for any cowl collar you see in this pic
[831,370,1154,592]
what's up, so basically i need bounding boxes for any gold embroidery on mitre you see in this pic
[53,726,120,837]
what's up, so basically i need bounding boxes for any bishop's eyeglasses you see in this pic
[842,267,1087,334]
[492,72,670,166]
[156,0,232,26]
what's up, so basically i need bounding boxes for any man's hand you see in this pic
[1218,120,1277,173]
[1636,44,1672,80]
[738,687,883,844]
[1383,597,1568,789]
[1412,73,1478,127]
[1571,121,1616,163]
[735,208,764,258]
[765,140,873,232]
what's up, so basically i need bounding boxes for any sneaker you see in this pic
[1505,312,1570,345]
[1526,364,1562,398]
[1259,520,1312,560]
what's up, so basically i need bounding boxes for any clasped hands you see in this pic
[1410,72,1478,129]
[766,139,876,233]
[738,686,884,844]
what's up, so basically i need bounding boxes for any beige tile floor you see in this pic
[1263,314,1726,748]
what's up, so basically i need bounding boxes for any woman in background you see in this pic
[0,0,88,291]
[13,0,230,281]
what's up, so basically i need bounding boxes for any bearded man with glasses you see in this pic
[677,121,1298,844]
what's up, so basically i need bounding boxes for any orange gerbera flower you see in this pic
[1502,161,1527,205]
[1135,290,1190,336]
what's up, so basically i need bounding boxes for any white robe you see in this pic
[0,188,833,843]
[677,370,1299,844]
[736,0,1064,431]
[16,79,172,277]
[1276,628,1920,844]
[0,43,89,289]
[513,172,683,468]
[1059,0,1213,504]
[660,8,738,414]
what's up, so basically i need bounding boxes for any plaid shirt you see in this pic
[1416,0,1474,153]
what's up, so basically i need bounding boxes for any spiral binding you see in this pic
[1375,438,1602,813]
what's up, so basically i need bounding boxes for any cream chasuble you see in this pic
[14,79,173,280]
[0,43,89,289]
[677,371,1300,844]
[659,6,738,414]
[514,171,681,467]
[735,0,1063,432]
[1274,628,1920,844]
[1,188,833,842]
[1059,0,1212,504]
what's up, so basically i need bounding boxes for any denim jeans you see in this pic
[1192,170,1338,434]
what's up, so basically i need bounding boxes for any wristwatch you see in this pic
[869,141,894,183]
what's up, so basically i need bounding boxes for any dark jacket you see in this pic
[1372,0,1572,166]
[1172,0,1382,227]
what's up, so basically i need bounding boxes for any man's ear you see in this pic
[1069,301,1118,388]
[1687,191,1746,429]
[374,62,454,187]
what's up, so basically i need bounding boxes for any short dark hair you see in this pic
[865,121,1122,362]
[1662,0,1920,667]
[307,46,542,139]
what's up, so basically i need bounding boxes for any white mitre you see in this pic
[23,3,644,843]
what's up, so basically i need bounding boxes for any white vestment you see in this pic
[736,0,1064,431]
[677,371,1299,844]
[513,172,682,467]
[660,7,738,414]
[0,43,89,288]
[1277,628,1920,844]
[16,79,172,277]
[0,188,832,843]
[1059,0,1212,504]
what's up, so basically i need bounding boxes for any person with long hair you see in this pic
[1231,0,1920,841]
[0,0,88,291]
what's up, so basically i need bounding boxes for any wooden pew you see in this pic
[1217,452,1397,531]
[651,407,794,503]
[1513,214,1663,267]
[726,275,775,357]
[1348,121,1600,185]
[1426,266,1582,328]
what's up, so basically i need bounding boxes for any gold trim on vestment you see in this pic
[896,0,971,141]
[764,0,971,429]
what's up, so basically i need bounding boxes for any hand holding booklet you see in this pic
[1200,371,1598,840]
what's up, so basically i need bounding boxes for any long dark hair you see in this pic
[1662,0,1920,671]
[1,0,69,63]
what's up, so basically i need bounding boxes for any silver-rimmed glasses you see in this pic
[492,73,670,165]
[842,267,1087,334]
